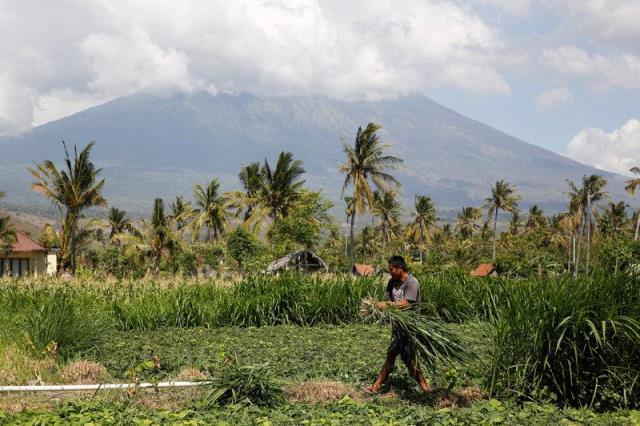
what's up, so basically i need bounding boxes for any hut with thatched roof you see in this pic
[266,250,328,274]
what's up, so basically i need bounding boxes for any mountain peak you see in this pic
[0,92,625,214]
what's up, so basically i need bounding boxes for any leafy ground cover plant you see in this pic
[2,398,639,425]
[90,323,490,391]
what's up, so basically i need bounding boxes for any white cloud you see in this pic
[32,90,110,126]
[535,87,572,111]
[80,28,194,97]
[479,0,531,17]
[567,119,640,175]
[0,73,35,136]
[0,0,513,135]
[563,0,640,49]
[541,46,640,91]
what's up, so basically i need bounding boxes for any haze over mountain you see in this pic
[0,92,629,217]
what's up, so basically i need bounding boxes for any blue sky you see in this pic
[0,0,638,175]
[427,0,640,174]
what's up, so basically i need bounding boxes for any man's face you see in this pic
[388,264,404,280]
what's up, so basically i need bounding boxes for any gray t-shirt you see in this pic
[384,274,420,304]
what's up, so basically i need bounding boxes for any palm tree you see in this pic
[525,205,547,231]
[343,196,355,256]
[372,190,401,259]
[567,175,608,274]
[508,211,523,236]
[239,162,263,221]
[261,152,306,221]
[28,141,106,274]
[191,179,233,242]
[455,206,481,241]
[108,207,137,240]
[170,196,192,230]
[600,201,629,236]
[357,225,378,263]
[546,213,571,270]
[116,198,181,273]
[483,180,520,261]
[407,195,438,262]
[0,192,16,256]
[431,224,456,254]
[480,221,492,242]
[625,167,640,240]
[0,216,16,256]
[339,123,402,266]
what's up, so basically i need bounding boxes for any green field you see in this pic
[1,273,640,424]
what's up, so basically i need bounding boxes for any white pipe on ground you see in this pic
[0,381,212,392]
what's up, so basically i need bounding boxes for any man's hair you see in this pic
[388,255,408,272]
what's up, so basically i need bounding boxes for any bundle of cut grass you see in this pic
[360,298,474,374]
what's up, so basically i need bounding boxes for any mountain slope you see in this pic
[0,92,628,215]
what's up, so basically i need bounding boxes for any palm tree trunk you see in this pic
[362,229,366,263]
[575,211,586,278]
[381,224,386,262]
[634,210,640,241]
[419,227,423,263]
[492,209,498,262]
[68,210,79,275]
[570,234,576,274]
[586,189,591,274]
[71,231,77,275]
[348,210,356,266]
[344,214,349,256]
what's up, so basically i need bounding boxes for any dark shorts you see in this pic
[388,326,415,364]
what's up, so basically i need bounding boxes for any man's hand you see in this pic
[376,300,411,310]
[375,301,388,310]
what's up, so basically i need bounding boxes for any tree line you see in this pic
[1,124,640,277]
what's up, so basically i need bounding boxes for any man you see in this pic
[368,255,431,394]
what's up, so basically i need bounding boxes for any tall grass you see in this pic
[23,288,110,359]
[0,274,383,333]
[0,283,111,360]
[414,271,493,322]
[485,272,640,409]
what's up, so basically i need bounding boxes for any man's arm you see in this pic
[403,278,419,304]
[376,299,411,309]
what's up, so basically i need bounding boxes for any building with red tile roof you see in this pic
[470,263,498,277]
[1,231,57,277]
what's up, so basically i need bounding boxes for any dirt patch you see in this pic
[173,368,211,381]
[433,385,486,408]
[58,360,110,384]
[286,380,364,403]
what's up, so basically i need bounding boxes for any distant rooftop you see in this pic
[10,231,47,252]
